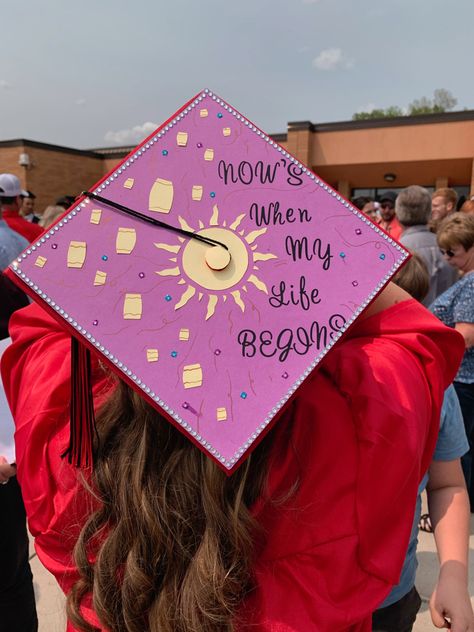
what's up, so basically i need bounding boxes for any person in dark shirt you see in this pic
[0,272,37,632]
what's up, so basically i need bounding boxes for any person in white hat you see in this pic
[0,181,28,269]
[0,174,42,243]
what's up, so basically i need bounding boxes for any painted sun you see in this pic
[154,204,277,320]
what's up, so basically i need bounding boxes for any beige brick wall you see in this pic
[0,146,27,190]
[101,156,126,175]
[19,147,104,213]
[1,138,292,217]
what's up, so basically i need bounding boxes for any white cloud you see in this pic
[104,121,158,145]
[75,98,86,106]
[0,79,12,90]
[312,47,354,71]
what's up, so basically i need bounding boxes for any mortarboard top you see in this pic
[7,89,409,474]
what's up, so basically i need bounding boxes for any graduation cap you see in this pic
[7,89,409,474]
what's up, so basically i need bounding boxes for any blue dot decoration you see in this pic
[210,192,216,198]
[240,391,248,399]
[165,294,172,302]
[171,351,178,358]
[162,149,168,156]
[339,252,346,259]
[101,255,108,261]
[217,112,223,119]
[379,253,386,260]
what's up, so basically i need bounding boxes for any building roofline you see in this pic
[288,109,474,133]
[91,145,135,155]
[2,109,471,158]
[91,132,289,157]
[269,132,288,143]
[0,138,102,158]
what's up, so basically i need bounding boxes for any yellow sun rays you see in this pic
[229,213,246,230]
[244,228,267,245]
[178,216,194,232]
[175,285,196,309]
[247,274,268,294]
[154,242,180,253]
[210,205,219,226]
[156,267,180,277]
[206,295,218,319]
[230,290,245,312]
[253,252,277,262]
[154,205,276,320]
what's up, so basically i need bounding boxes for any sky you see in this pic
[0,0,472,149]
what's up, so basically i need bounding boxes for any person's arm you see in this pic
[455,322,474,348]
[427,459,474,631]
[0,456,16,483]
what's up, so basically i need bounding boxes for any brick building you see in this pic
[1,109,473,213]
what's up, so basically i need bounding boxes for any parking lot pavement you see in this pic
[30,551,65,632]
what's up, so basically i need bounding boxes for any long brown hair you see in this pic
[66,378,274,632]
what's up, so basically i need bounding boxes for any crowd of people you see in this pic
[0,175,76,264]
[351,186,474,631]
[353,187,474,498]
[0,174,77,631]
[0,171,473,631]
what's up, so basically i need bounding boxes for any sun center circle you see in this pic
[205,245,231,271]
[181,227,249,291]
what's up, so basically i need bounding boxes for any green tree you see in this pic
[352,89,457,120]
[408,96,439,115]
[353,106,403,120]
[433,88,457,111]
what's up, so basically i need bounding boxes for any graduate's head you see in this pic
[20,190,36,217]
[395,186,431,227]
[378,191,397,221]
[391,251,429,302]
[436,213,474,274]
[431,187,458,222]
[437,212,474,253]
[0,173,26,212]
[460,199,474,215]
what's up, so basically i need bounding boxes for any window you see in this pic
[351,185,470,203]
[351,186,435,200]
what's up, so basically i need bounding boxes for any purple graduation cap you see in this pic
[7,89,409,474]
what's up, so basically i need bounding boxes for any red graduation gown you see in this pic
[1,299,464,631]
[2,209,43,244]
